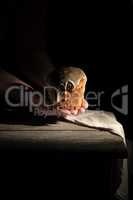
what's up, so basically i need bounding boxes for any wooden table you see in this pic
[0,118,127,200]
[0,119,126,154]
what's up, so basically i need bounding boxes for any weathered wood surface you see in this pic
[0,120,127,156]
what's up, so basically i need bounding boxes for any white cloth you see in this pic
[65,110,126,145]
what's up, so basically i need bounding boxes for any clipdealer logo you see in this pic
[111,85,128,115]
[4,85,59,112]
[85,85,128,116]
[4,84,128,116]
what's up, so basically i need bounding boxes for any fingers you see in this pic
[38,99,89,117]
[58,109,71,115]
[79,107,85,113]
[71,109,78,115]
[82,99,89,109]
[58,100,88,116]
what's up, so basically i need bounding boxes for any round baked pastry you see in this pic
[47,66,87,112]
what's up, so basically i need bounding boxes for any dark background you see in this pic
[0,0,130,137]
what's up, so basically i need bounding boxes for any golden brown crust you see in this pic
[57,67,87,111]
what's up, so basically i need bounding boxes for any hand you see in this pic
[57,99,88,116]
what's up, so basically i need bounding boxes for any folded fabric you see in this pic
[65,110,126,145]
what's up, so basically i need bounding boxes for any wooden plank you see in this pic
[0,126,126,155]
[0,120,127,156]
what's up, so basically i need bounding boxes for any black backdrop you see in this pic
[0,0,129,138]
